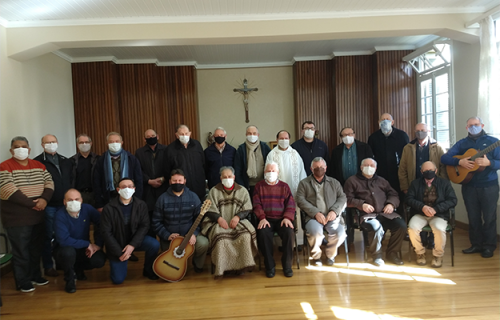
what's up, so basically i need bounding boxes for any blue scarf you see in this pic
[103,149,129,192]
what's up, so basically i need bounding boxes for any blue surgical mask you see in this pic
[379,120,392,134]
[467,125,482,135]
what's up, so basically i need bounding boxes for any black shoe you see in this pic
[283,268,293,277]
[44,268,59,277]
[192,260,203,273]
[462,246,482,254]
[143,269,159,280]
[31,277,49,286]
[76,271,87,281]
[19,283,35,293]
[326,258,335,266]
[129,253,139,262]
[481,248,494,258]
[65,280,76,294]
[265,268,275,278]
[386,252,404,265]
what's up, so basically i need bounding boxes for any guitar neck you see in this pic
[471,140,500,161]
[176,199,210,253]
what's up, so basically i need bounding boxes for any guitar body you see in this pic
[153,237,194,282]
[447,148,485,184]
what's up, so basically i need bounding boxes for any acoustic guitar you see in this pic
[446,140,500,184]
[153,199,211,282]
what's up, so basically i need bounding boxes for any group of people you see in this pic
[1,114,498,294]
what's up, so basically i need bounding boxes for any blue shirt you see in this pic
[54,203,103,248]
[342,142,358,181]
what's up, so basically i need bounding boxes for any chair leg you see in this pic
[408,241,412,262]
[304,232,310,267]
[295,234,300,270]
[450,230,454,267]
[211,263,215,275]
[344,237,349,267]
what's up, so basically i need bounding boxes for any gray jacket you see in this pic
[296,175,347,225]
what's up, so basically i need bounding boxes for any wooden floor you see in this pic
[1,228,499,320]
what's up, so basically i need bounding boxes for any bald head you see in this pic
[144,129,156,138]
[41,134,57,144]
[421,161,437,172]
[380,113,394,122]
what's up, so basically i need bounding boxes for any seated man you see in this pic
[406,161,457,268]
[152,169,209,273]
[201,166,257,278]
[54,189,107,293]
[344,158,406,266]
[296,157,347,266]
[253,162,296,278]
[101,178,159,284]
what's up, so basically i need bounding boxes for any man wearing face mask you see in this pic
[441,116,500,258]
[94,132,143,212]
[253,162,296,278]
[101,178,159,284]
[1,136,54,292]
[54,189,107,293]
[165,124,206,201]
[71,134,99,206]
[135,129,167,237]
[296,157,346,266]
[344,158,407,266]
[406,162,457,268]
[234,125,271,196]
[291,121,330,176]
[152,169,208,273]
[35,134,74,277]
[201,166,257,277]
[204,127,236,189]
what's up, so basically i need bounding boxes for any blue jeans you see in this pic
[109,235,159,284]
[43,205,64,269]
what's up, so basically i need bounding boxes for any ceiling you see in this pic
[1,0,497,68]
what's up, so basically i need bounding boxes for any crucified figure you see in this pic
[233,79,258,123]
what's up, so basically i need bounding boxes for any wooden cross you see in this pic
[233,79,258,123]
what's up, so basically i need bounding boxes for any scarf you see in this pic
[245,140,260,179]
[103,149,129,192]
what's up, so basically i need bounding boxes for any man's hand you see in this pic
[148,179,162,188]
[218,217,229,229]
[422,205,436,217]
[97,208,103,213]
[86,243,101,258]
[475,155,491,167]
[382,204,394,214]
[188,235,197,245]
[229,216,240,229]
[258,219,270,229]
[281,218,293,229]
[119,245,135,262]
[459,157,475,170]
[402,190,408,194]
[315,212,327,225]
[326,211,337,222]
[362,203,375,213]
[32,198,47,211]
[168,233,180,241]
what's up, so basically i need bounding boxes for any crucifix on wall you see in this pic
[233,79,258,123]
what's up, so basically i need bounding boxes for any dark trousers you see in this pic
[54,246,107,281]
[462,184,499,250]
[42,205,64,269]
[5,222,45,288]
[361,215,407,258]
[256,218,294,271]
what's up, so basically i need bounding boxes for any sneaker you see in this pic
[19,283,35,293]
[431,256,443,268]
[373,258,385,267]
[44,268,59,277]
[326,258,335,266]
[416,253,427,266]
[65,279,76,293]
[31,277,49,286]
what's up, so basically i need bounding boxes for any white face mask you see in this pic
[362,166,376,176]
[179,135,190,145]
[44,142,58,154]
[278,139,290,149]
[78,143,91,153]
[246,135,258,143]
[342,136,354,145]
[66,200,82,213]
[108,143,122,153]
[13,147,29,160]
[221,178,234,189]
[265,171,278,183]
[118,187,135,200]
[304,129,315,139]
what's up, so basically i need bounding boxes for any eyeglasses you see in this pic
[342,133,354,137]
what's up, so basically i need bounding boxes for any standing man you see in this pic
[234,125,271,195]
[1,136,54,292]
[441,116,500,258]
[204,127,236,189]
[135,129,167,236]
[35,134,74,277]
[165,124,206,201]
[71,134,99,206]
[291,121,329,176]
[100,178,159,284]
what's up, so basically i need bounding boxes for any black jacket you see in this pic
[204,143,236,189]
[71,152,99,190]
[135,143,168,211]
[100,196,150,260]
[328,140,373,185]
[34,152,73,206]
[291,138,329,176]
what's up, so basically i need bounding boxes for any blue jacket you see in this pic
[441,132,500,187]
[291,138,330,176]
[54,203,103,248]
[204,143,236,189]
[152,186,201,241]
[234,141,271,189]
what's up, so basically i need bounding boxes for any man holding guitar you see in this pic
[441,117,500,258]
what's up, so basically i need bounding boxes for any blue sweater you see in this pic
[54,203,103,249]
[441,132,500,187]
[152,186,201,241]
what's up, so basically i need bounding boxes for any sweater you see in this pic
[234,141,271,189]
[328,140,374,185]
[252,180,296,221]
[405,176,457,220]
[291,138,329,176]
[54,203,103,248]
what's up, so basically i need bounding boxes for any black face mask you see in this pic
[422,170,436,180]
[171,183,184,193]
[313,167,326,177]
[146,136,158,146]
[214,136,225,144]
